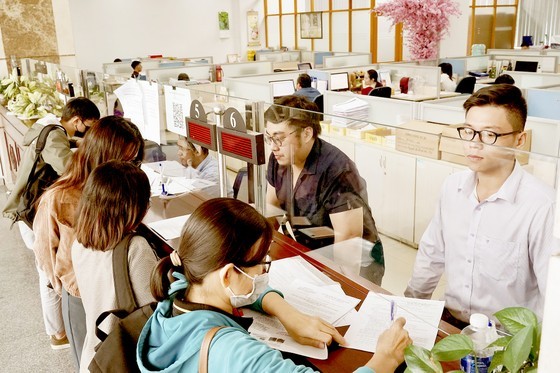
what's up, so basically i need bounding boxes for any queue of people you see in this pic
[2,83,558,372]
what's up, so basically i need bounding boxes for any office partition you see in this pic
[323,54,372,68]
[146,65,213,83]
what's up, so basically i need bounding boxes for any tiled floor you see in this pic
[380,234,446,300]
[0,187,74,372]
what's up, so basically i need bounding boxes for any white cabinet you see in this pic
[329,137,355,162]
[414,159,454,243]
[355,144,416,243]
[414,158,466,243]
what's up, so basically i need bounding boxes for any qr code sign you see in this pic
[172,102,185,130]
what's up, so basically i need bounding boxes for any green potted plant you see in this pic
[404,307,540,372]
[2,74,63,125]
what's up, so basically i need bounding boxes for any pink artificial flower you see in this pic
[373,0,461,60]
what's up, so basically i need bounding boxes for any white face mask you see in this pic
[227,266,269,308]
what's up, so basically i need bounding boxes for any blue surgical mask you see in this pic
[227,266,269,308]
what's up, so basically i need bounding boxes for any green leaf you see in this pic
[404,345,442,373]
[488,350,504,372]
[494,307,538,334]
[503,325,533,373]
[432,334,473,361]
[532,322,542,359]
[488,335,512,348]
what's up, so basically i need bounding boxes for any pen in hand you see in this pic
[390,300,396,322]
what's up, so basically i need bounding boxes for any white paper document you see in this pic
[268,256,337,292]
[163,85,191,136]
[282,279,360,325]
[147,214,190,241]
[343,292,445,352]
[115,80,161,143]
[141,161,216,196]
[243,309,328,360]
[250,256,360,358]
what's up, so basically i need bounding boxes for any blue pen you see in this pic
[390,300,396,322]
[161,182,167,196]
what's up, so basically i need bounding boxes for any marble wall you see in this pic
[0,0,61,75]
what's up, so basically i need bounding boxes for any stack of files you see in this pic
[243,256,361,359]
[331,98,369,128]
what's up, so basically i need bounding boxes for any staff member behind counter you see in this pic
[264,96,385,285]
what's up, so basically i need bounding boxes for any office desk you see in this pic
[139,226,460,372]
[391,91,462,101]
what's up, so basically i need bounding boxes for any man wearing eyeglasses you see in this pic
[264,95,384,285]
[406,84,558,326]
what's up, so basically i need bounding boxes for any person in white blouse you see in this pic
[439,62,457,92]
[72,161,158,372]
[405,84,559,326]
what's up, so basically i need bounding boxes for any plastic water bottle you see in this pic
[460,314,498,373]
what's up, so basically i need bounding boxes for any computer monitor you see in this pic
[316,79,328,95]
[330,72,349,91]
[270,79,295,98]
[514,61,539,72]
[298,62,312,70]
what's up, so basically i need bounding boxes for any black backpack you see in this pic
[89,234,155,373]
[16,124,65,228]
[89,236,224,373]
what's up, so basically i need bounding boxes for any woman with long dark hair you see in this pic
[137,198,411,372]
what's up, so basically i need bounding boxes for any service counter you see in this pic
[139,217,460,372]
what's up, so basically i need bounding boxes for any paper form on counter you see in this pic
[147,214,190,241]
[243,309,328,360]
[268,256,337,292]
[343,292,445,352]
[242,256,361,358]
[282,279,360,325]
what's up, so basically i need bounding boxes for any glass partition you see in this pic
[255,98,558,346]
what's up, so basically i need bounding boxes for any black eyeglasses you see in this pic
[260,254,272,273]
[457,126,519,145]
[264,129,298,147]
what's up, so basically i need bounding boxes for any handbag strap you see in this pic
[198,326,225,373]
[112,234,138,313]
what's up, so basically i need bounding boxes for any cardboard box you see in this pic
[364,127,395,145]
[320,120,331,134]
[439,126,532,165]
[441,151,468,166]
[439,125,464,155]
[395,121,445,159]
[330,125,346,137]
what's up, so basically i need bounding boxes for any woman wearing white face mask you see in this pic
[137,198,411,373]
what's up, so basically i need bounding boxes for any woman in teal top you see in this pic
[137,198,411,372]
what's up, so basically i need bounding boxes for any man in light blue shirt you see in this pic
[177,136,219,184]
[405,84,559,326]
[293,73,321,102]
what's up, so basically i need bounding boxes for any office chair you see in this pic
[368,86,392,98]
[312,94,324,113]
[455,76,476,94]
[233,167,248,201]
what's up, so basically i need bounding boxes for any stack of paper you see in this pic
[245,256,361,360]
[331,98,369,128]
